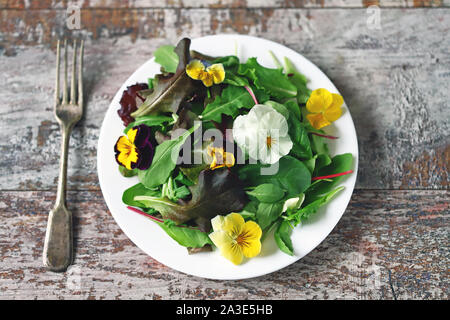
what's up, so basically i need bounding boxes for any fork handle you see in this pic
[43,206,73,272]
[43,124,73,272]
[55,124,72,208]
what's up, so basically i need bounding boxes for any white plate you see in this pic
[97,34,358,280]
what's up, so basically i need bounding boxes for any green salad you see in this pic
[114,38,353,265]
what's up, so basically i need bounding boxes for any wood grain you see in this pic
[0,8,448,190]
[0,0,447,9]
[0,190,447,300]
[0,4,448,300]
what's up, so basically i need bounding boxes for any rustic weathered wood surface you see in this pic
[0,190,448,299]
[0,1,448,299]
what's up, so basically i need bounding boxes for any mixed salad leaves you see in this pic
[114,38,353,264]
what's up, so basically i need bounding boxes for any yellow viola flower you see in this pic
[306,88,344,129]
[209,213,262,265]
[186,60,225,87]
[114,124,154,170]
[115,128,139,170]
[207,146,235,170]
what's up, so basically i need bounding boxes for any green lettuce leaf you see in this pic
[124,114,173,134]
[154,45,178,73]
[238,156,311,198]
[131,38,199,117]
[201,85,255,122]
[157,219,213,248]
[123,183,160,208]
[256,202,284,230]
[238,57,297,99]
[138,124,199,188]
[246,183,285,203]
[306,153,353,198]
[283,56,311,104]
[135,168,247,226]
[289,187,344,225]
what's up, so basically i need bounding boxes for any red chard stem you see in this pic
[312,170,353,181]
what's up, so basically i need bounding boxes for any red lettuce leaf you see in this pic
[117,83,148,126]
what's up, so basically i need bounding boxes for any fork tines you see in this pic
[55,39,84,107]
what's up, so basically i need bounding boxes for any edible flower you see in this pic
[209,213,262,265]
[306,88,343,129]
[186,60,225,87]
[207,146,235,170]
[233,104,293,164]
[114,124,154,170]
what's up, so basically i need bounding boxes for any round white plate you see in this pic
[97,34,358,280]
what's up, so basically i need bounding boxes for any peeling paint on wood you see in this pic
[0,190,447,299]
[0,8,448,190]
[0,4,448,300]
[0,0,447,9]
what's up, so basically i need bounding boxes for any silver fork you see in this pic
[43,39,84,272]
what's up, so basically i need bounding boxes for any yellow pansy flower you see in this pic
[209,213,262,265]
[114,124,154,170]
[306,88,344,129]
[207,146,235,170]
[186,60,225,87]
[115,128,139,170]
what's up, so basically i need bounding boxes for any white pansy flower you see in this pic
[233,104,293,164]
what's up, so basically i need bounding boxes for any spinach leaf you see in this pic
[238,201,258,220]
[303,155,317,174]
[284,98,301,121]
[310,133,330,156]
[307,153,353,197]
[256,202,284,230]
[238,156,311,198]
[157,219,213,248]
[285,100,312,159]
[138,124,199,188]
[122,183,160,208]
[289,122,312,160]
[238,57,297,99]
[246,183,285,203]
[274,220,294,256]
[131,38,199,117]
[154,45,178,73]
[124,115,173,134]
[313,154,332,175]
[201,85,255,122]
[135,168,247,226]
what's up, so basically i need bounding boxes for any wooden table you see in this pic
[0,1,448,300]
